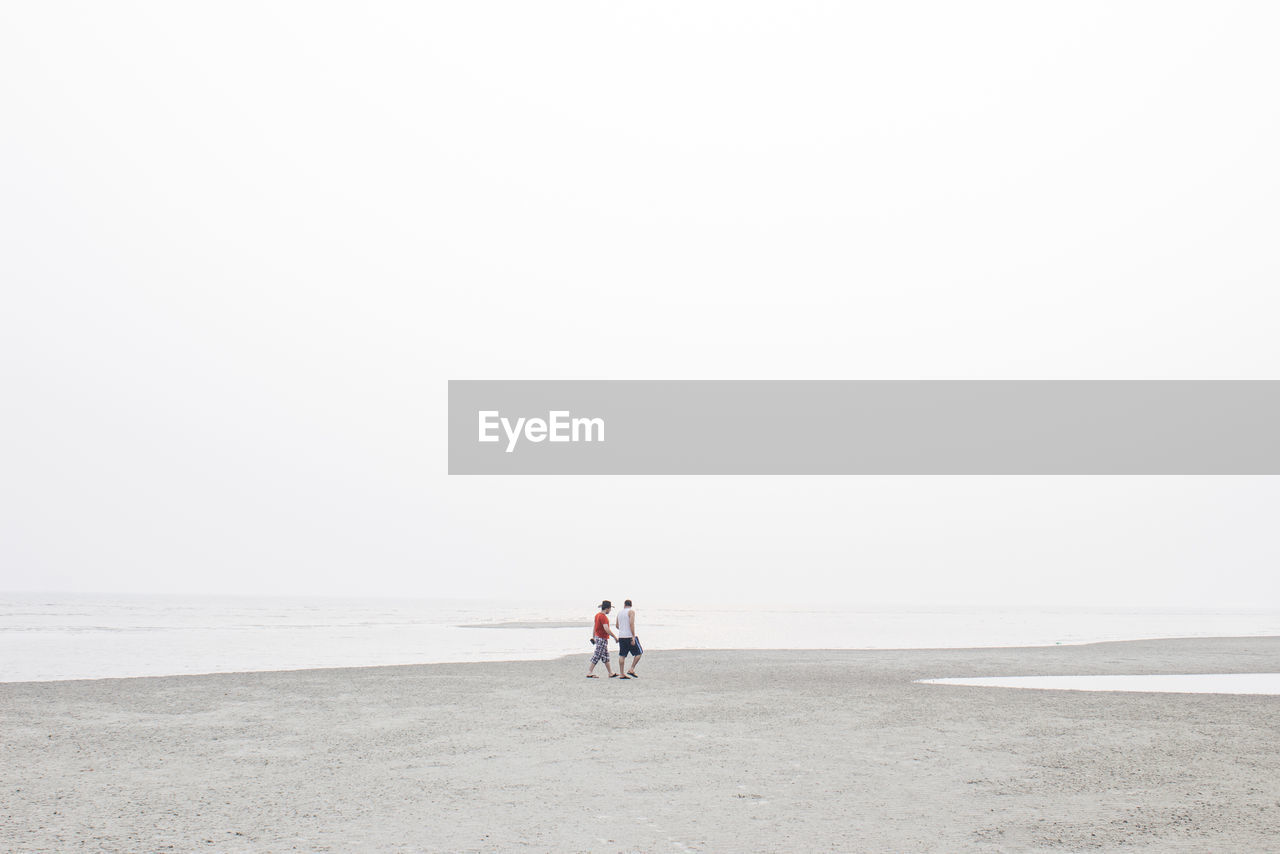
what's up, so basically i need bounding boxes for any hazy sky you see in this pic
[2,3,1278,607]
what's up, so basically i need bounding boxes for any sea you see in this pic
[3,593,1279,682]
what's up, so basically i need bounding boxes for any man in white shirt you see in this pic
[614,599,642,678]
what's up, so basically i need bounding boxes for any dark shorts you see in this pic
[619,637,642,657]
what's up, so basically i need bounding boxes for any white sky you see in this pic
[2,2,1278,607]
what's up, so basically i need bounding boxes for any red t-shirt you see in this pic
[593,612,610,639]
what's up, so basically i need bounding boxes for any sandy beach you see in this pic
[2,637,1278,853]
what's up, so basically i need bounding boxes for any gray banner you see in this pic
[447,381,1280,474]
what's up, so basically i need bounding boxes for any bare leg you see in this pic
[629,654,641,675]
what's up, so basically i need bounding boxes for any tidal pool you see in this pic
[919,673,1280,695]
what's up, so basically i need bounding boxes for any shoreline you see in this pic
[5,632,1280,686]
[3,637,1278,852]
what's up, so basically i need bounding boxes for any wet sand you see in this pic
[2,637,1277,852]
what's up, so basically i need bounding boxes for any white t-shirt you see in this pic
[616,607,634,638]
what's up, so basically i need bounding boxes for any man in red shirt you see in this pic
[586,600,618,678]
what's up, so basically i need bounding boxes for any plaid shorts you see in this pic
[590,636,610,664]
